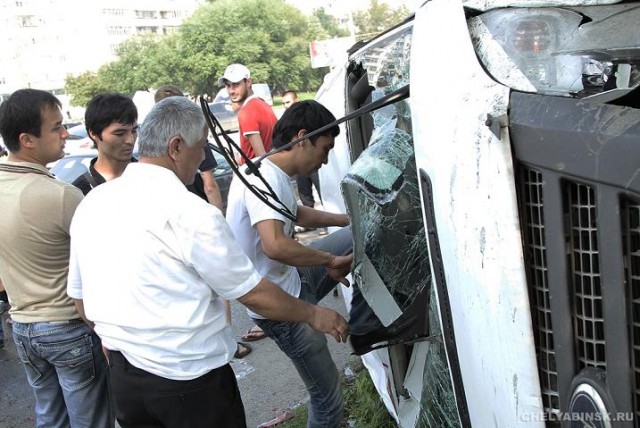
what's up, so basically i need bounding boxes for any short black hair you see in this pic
[0,89,61,153]
[85,93,138,143]
[272,100,339,150]
[282,90,297,98]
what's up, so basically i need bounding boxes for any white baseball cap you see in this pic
[218,64,251,86]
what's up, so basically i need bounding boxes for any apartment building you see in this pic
[0,0,202,94]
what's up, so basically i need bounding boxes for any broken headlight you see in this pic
[469,5,640,97]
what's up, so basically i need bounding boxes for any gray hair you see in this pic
[138,97,205,158]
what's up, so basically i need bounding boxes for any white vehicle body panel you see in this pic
[463,0,620,10]
[411,0,543,426]
[316,66,351,218]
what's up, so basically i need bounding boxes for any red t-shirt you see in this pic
[237,97,277,164]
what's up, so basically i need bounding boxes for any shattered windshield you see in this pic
[346,128,425,310]
[341,25,462,426]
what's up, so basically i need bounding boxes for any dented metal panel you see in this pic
[510,93,640,192]
[411,0,543,426]
[463,0,621,12]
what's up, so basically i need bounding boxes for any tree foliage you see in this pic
[353,0,410,41]
[178,0,326,96]
[313,7,350,38]
[65,71,110,107]
[63,0,410,105]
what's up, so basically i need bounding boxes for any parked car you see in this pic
[64,123,93,153]
[63,121,83,129]
[318,1,640,427]
[49,143,234,212]
[208,101,239,133]
[0,136,6,157]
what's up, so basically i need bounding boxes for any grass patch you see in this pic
[279,367,397,428]
[343,369,398,427]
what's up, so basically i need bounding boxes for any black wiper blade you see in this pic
[199,97,297,222]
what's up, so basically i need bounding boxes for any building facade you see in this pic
[0,0,202,95]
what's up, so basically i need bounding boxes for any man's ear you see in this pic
[296,129,308,146]
[18,133,34,149]
[167,136,182,161]
[88,130,100,147]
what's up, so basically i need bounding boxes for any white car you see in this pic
[64,124,93,153]
[0,136,6,157]
[318,1,640,426]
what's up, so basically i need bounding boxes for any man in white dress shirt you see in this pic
[67,96,348,428]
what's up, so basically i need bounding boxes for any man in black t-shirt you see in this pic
[71,93,138,195]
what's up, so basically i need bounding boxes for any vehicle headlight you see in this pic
[469,5,640,97]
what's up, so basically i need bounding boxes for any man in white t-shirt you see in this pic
[225,100,352,427]
[67,97,349,428]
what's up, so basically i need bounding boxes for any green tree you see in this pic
[313,7,350,38]
[65,0,327,103]
[353,0,410,41]
[64,71,110,107]
[100,34,182,94]
[64,34,180,104]
[179,0,326,95]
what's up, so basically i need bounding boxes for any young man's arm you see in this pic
[246,133,267,157]
[295,205,350,229]
[237,277,349,342]
[255,219,352,286]
[201,170,223,210]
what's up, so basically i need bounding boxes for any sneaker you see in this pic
[0,301,9,315]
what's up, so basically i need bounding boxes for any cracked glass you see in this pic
[340,26,461,425]
[418,285,462,428]
[346,127,425,310]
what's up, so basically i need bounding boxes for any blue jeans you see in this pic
[12,319,114,428]
[254,227,352,428]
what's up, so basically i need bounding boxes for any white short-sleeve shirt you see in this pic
[67,163,262,380]
[225,159,300,320]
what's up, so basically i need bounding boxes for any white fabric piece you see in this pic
[225,159,301,320]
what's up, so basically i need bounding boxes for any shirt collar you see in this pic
[3,160,55,178]
[123,162,186,191]
[89,156,138,186]
[241,93,259,108]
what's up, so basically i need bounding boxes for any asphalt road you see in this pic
[0,229,355,428]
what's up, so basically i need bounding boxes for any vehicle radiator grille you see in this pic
[519,167,560,417]
[622,197,640,425]
[518,169,612,422]
[566,182,606,371]
[511,90,638,426]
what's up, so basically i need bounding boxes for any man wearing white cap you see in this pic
[218,64,277,164]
